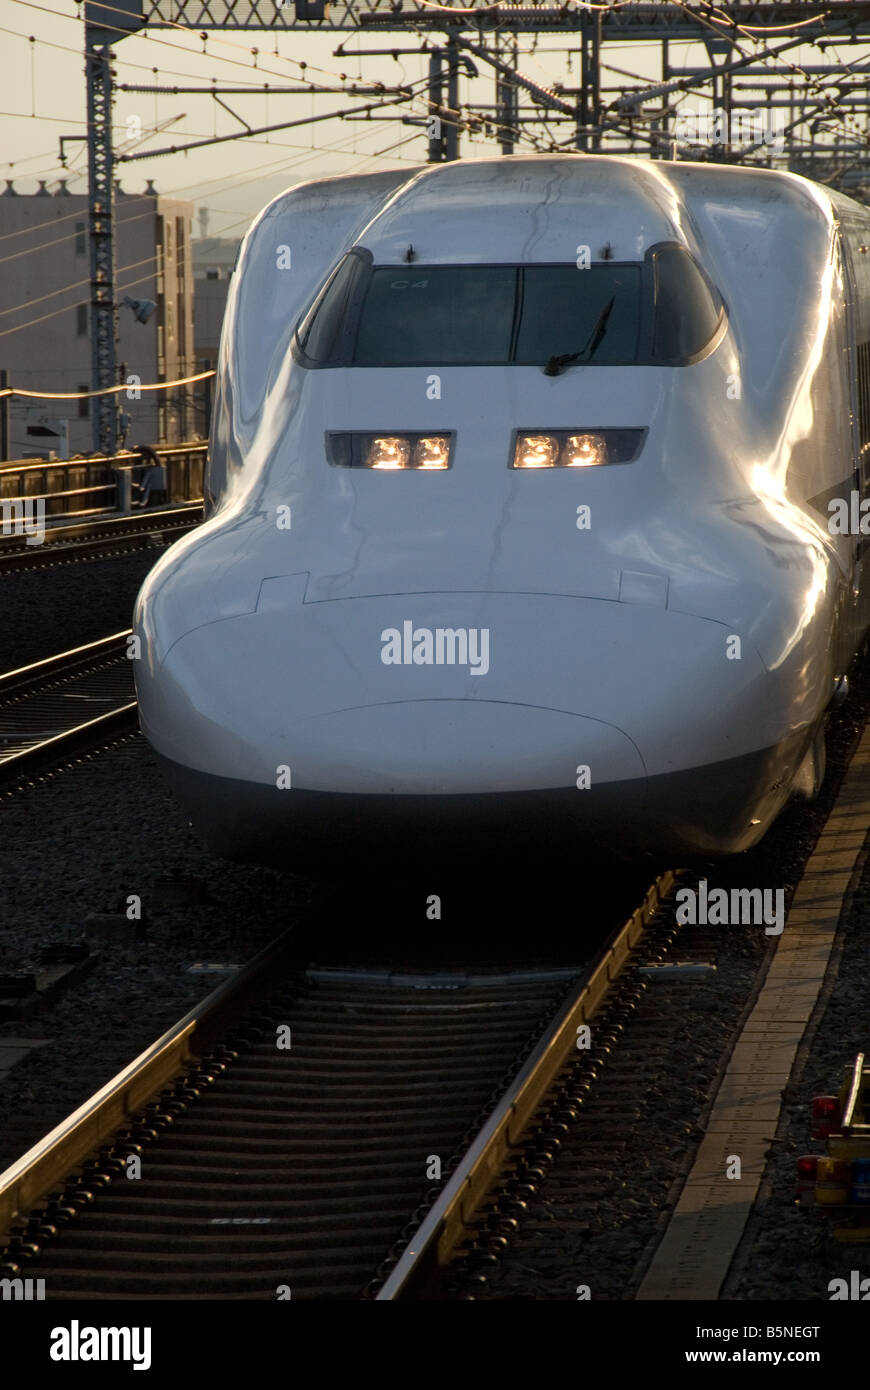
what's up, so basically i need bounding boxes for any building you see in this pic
[193,271,232,367]
[192,237,239,374]
[190,236,240,439]
[192,234,240,282]
[0,181,194,458]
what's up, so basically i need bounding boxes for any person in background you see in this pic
[136,444,167,507]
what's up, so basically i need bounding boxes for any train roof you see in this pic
[356,155,704,264]
[357,155,683,263]
[271,154,857,268]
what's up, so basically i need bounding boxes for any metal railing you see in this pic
[0,443,206,529]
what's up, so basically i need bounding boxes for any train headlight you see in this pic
[327,432,454,469]
[563,433,606,468]
[367,436,411,469]
[514,434,560,469]
[414,436,451,470]
[511,428,646,469]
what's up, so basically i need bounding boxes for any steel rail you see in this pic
[376,869,676,1299]
[0,631,131,697]
[0,925,300,1247]
[0,632,138,779]
[0,504,202,572]
[0,703,138,778]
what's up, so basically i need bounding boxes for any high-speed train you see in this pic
[133,154,870,863]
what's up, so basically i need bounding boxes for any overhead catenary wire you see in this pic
[0,23,433,212]
[111,58,545,162]
[0,368,216,401]
[566,1,870,165]
[3,4,542,188]
[0,268,158,338]
[0,109,426,231]
[118,75,435,160]
[6,1,286,81]
[704,4,836,38]
[0,0,730,155]
[0,205,164,267]
[0,90,464,262]
[11,0,401,88]
[9,0,865,182]
[0,195,160,243]
[90,0,867,167]
[0,251,161,320]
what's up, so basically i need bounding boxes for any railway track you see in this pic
[0,632,137,783]
[0,504,201,574]
[0,874,675,1300]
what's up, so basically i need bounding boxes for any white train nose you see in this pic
[273,699,643,794]
[137,589,769,790]
[135,590,796,860]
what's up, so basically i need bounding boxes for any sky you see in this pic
[0,0,682,241]
[0,1,865,243]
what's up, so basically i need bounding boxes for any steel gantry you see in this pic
[141,1,870,39]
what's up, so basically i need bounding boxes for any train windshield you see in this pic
[296,247,724,368]
[650,244,723,362]
[352,265,641,367]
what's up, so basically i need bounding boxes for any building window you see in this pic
[77,385,89,419]
[75,222,86,256]
[76,303,88,336]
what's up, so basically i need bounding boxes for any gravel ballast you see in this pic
[0,738,316,1174]
[0,544,171,671]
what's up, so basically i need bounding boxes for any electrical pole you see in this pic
[85,32,117,455]
[445,36,460,161]
[428,41,462,161]
[83,2,144,455]
[577,10,601,151]
[704,35,733,162]
[428,49,447,162]
[495,32,518,155]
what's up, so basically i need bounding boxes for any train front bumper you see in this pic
[135,589,799,860]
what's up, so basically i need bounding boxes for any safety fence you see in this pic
[0,443,205,526]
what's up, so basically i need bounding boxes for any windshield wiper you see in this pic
[543,296,615,376]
